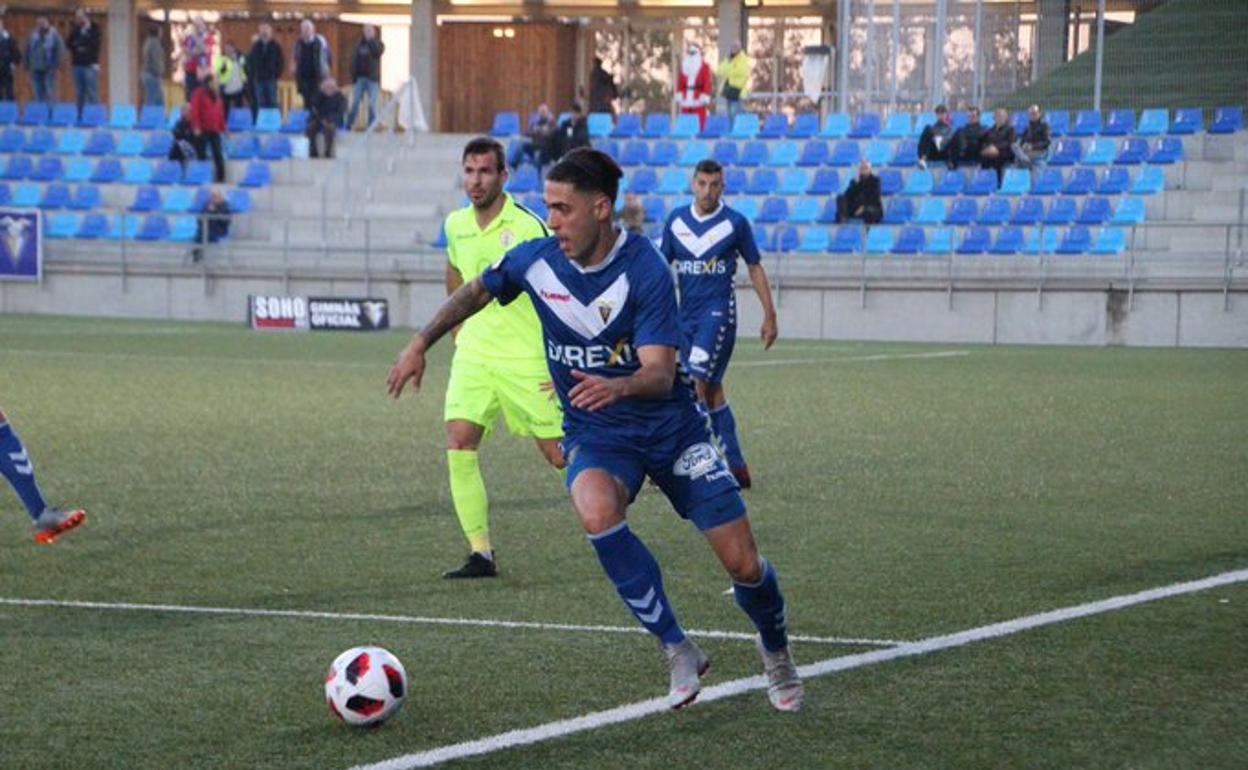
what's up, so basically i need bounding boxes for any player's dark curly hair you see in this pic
[546,148,624,204]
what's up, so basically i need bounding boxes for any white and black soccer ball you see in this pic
[325,646,407,727]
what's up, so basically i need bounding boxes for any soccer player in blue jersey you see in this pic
[0,407,86,543]
[388,148,804,712]
[660,159,777,489]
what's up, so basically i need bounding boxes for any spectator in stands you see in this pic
[248,23,284,113]
[0,19,22,103]
[346,25,385,130]
[140,26,166,109]
[214,41,247,116]
[949,106,985,168]
[836,159,883,225]
[306,78,347,159]
[192,188,232,263]
[716,41,753,122]
[980,107,1016,184]
[24,16,61,109]
[67,9,102,120]
[588,57,619,117]
[181,18,210,99]
[169,105,197,167]
[292,20,332,114]
[620,192,645,235]
[553,102,590,160]
[918,104,954,170]
[676,43,714,130]
[508,103,556,170]
[189,73,227,183]
[1013,104,1051,169]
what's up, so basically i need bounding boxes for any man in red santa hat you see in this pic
[676,42,714,129]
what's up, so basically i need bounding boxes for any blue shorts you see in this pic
[563,416,745,531]
[680,312,736,385]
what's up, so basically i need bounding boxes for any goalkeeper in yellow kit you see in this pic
[436,137,564,578]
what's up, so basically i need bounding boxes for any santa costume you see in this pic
[677,44,714,129]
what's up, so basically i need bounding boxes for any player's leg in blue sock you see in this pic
[708,402,746,470]
[732,558,789,652]
[589,521,686,645]
[0,415,49,520]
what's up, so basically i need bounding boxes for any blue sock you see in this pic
[733,559,789,652]
[0,421,49,520]
[589,522,686,646]
[710,403,746,470]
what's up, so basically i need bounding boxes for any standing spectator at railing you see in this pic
[248,23,284,114]
[917,104,954,170]
[67,9,101,121]
[190,73,227,183]
[181,18,211,99]
[949,106,985,169]
[979,107,1016,185]
[140,26,166,109]
[306,77,347,159]
[716,42,753,122]
[0,19,22,103]
[292,20,332,113]
[346,25,385,130]
[836,159,883,225]
[1013,104,1051,169]
[588,57,619,117]
[214,41,248,115]
[24,17,61,109]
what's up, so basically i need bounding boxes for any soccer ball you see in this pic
[324,646,407,727]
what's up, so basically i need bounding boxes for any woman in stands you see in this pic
[189,72,227,183]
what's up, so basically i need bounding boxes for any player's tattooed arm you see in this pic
[386,278,492,398]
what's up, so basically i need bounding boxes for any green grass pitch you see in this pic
[0,314,1245,769]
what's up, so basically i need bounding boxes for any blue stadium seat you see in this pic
[1077,196,1112,225]
[912,111,937,136]
[998,168,1030,196]
[658,168,687,195]
[1071,110,1102,136]
[506,164,539,193]
[122,159,154,185]
[797,140,828,167]
[129,186,161,212]
[1043,197,1077,225]
[950,110,969,130]
[53,130,87,155]
[0,126,24,152]
[945,197,978,225]
[768,140,799,167]
[677,140,710,167]
[976,197,1011,225]
[31,156,63,182]
[1032,167,1064,195]
[240,161,272,188]
[47,213,80,239]
[0,182,13,204]
[878,168,902,196]
[228,134,259,161]
[1136,109,1168,136]
[619,141,649,166]
[626,168,658,195]
[1130,167,1164,196]
[830,225,864,253]
[136,214,171,241]
[927,226,954,254]
[957,226,991,254]
[78,104,107,128]
[769,225,800,252]
[1097,167,1131,195]
[64,156,92,182]
[1102,109,1135,136]
[913,198,946,225]
[1169,108,1202,135]
[1111,196,1146,225]
[519,193,548,221]
[883,198,914,224]
[789,113,819,139]
[1082,138,1116,165]
[1063,168,1097,195]
[850,112,881,138]
[698,114,729,139]
[879,113,911,139]
[965,169,998,196]
[723,167,748,195]
[731,197,758,221]
[933,169,966,196]
[76,212,109,238]
[83,130,115,156]
[136,105,165,131]
[890,140,918,167]
[151,160,182,185]
[161,186,197,213]
[991,226,1025,255]
[865,226,895,254]
[640,141,673,167]
[747,169,779,196]
[1046,110,1070,137]
[257,136,291,160]
[1010,197,1045,225]
[251,108,279,134]
[38,183,70,209]
[756,196,789,224]
[106,214,141,241]
[864,140,891,167]
[642,113,670,139]
[0,101,17,125]
[820,113,850,138]
[1023,227,1060,255]
[68,184,101,211]
[1,155,31,180]
[828,140,860,167]
[789,197,819,224]
[50,103,77,128]
[779,169,809,196]
[228,108,254,133]
[758,114,789,139]
[730,113,760,139]
[808,168,841,196]
[748,224,766,248]
[1208,106,1243,134]
[587,112,613,138]
[816,198,839,224]
[280,109,309,134]
[739,141,769,167]
[611,113,641,138]
[227,189,252,215]
[181,161,212,186]
[168,216,199,242]
[19,103,49,126]
[797,226,830,253]
[1114,138,1148,165]
[141,132,172,158]
[642,196,666,222]
[1147,137,1183,164]
[1092,227,1128,256]
[109,104,137,130]
[490,111,520,137]
[11,182,40,207]
[1011,110,1029,136]
[26,128,54,154]
[1048,138,1082,166]
[902,169,933,196]
[891,226,925,254]
[670,114,700,139]
[1056,225,1091,255]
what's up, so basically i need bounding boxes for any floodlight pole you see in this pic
[838,0,850,113]
[1092,0,1106,111]
[932,0,948,106]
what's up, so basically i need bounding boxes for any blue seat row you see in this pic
[46,213,201,242]
[0,128,291,161]
[746,224,1129,256]
[0,101,311,134]
[0,155,272,188]
[3,182,250,214]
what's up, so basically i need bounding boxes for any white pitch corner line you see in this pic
[347,568,1248,770]
[0,597,901,648]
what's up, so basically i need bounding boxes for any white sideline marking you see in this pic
[735,350,970,367]
[0,597,900,648]
[348,568,1248,770]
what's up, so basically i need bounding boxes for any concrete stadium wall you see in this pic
[1,265,1244,349]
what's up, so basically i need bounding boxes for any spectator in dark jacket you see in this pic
[553,102,590,160]
[292,19,332,113]
[1013,104,1051,169]
[0,19,21,102]
[140,26,166,109]
[836,159,883,224]
[588,57,619,116]
[67,9,102,119]
[25,17,61,109]
[917,104,954,170]
[307,78,347,158]
[346,25,385,130]
[248,23,284,112]
[189,74,227,182]
[980,107,1016,184]
[508,103,557,169]
[192,188,232,262]
[169,105,197,166]
[949,106,986,169]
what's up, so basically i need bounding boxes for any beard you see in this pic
[682,53,702,82]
